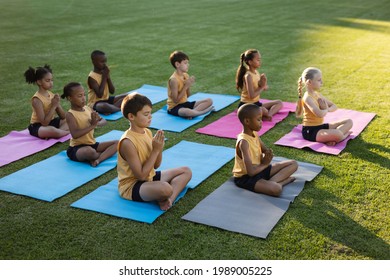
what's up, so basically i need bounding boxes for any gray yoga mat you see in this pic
[182,157,323,238]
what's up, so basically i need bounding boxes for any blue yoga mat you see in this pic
[100,84,168,120]
[71,140,235,223]
[149,92,239,132]
[0,130,123,202]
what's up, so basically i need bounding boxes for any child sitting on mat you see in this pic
[296,67,353,146]
[233,103,298,197]
[61,82,117,167]
[167,51,214,119]
[87,50,127,115]
[235,49,282,121]
[118,93,192,210]
[24,64,69,139]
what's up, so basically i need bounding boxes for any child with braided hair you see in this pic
[296,67,353,146]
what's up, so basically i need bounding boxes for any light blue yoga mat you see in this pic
[149,93,239,132]
[100,84,168,120]
[71,140,235,223]
[0,130,123,202]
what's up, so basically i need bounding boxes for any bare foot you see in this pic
[262,115,272,121]
[90,159,100,167]
[158,199,172,211]
[281,176,296,187]
[325,141,337,146]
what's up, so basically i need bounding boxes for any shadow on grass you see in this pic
[295,187,390,259]
[348,137,390,169]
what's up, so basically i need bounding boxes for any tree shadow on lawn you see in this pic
[293,187,390,259]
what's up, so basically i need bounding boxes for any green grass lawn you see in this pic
[0,0,389,260]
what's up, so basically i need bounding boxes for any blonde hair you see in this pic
[296,67,321,117]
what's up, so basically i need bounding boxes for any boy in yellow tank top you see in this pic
[87,50,128,115]
[167,51,214,119]
[62,82,118,167]
[118,93,192,210]
[233,104,298,197]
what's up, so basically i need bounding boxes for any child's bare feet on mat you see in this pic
[281,176,296,187]
[90,159,100,167]
[325,141,337,146]
[159,199,172,211]
[262,115,272,121]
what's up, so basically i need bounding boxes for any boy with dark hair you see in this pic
[167,50,214,119]
[118,93,192,210]
[233,103,298,197]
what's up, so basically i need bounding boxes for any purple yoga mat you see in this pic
[0,129,70,167]
[274,109,376,155]
[195,99,296,139]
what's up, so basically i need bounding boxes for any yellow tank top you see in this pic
[167,72,189,109]
[232,132,262,177]
[117,128,156,199]
[87,71,109,108]
[240,71,260,103]
[302,91,324,126]
[30,91,56,124]
[68,106,96,147]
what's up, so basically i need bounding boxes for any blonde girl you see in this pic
[235,49,282,121]
[296,67,353,146]
[24,64,69,139]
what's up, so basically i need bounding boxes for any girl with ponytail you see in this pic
[235,49,282,121]
[296,67,353,146]
[24,65,69,139]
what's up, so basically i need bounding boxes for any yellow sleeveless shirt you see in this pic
[30,91,56,124]
[167,72,189,109]
[302,91,324,126]
[117,128,156,199]
[240,71,260,103]
[87,71,109,108]
[68,106,96,147]
[232,132,262,177]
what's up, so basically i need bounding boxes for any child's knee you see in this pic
[181,166,192,178]
[160,182,173,199]
[270,184,282,197]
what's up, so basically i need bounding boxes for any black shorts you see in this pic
[92,96,115,110]
[66,142,99,162]
[28,117,61,137]
[234,164,272,192]
[132,171,162,202]
[168,101,196,116]
[238,101,262,109]
[302,123,330,142]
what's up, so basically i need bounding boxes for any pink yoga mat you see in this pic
[196,99,296,139]
[275,109,376,155]
[0,129,70,167]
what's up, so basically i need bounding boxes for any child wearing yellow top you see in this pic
[62,82,117,167]
[24,64,69,139]
[233,104,297,197]
[87,50,127,114]
[167,51,214,119]
[235,49,282,121]
[296,67,353,146]
[118,93,192,210]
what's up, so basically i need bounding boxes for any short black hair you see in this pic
[237,103,262,125]
[121,93,153,119]
[169,51,189,68]
[61,82,82,99]
[91,50,105,60]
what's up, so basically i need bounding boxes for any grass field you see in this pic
[0,0,389,260]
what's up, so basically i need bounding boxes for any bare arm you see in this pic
[32,96,58,126]
[119,131,164,181]
[244,74,266,100]
[104,66,115,94]
[169,76,194,103]
[66,111,99,139]
[304,95,328,118]
[239,139,272,176]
